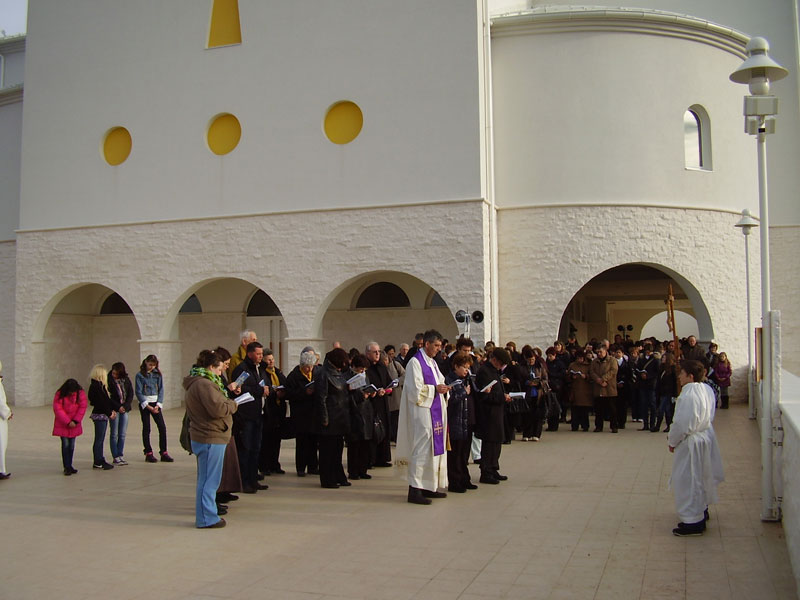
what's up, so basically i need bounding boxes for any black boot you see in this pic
[407,486,432,505]
[721,396,729,409]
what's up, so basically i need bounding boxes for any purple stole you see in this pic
[413,353,445,456]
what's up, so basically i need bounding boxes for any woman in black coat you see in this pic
[314,348,352,488]
[345,354,374,481]
[88,364,116,470]
[445,351,476,493]
[285,350,320,477]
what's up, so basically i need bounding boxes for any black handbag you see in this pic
[373,415,386,444]
[507,394,531,414]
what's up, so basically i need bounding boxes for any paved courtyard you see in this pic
[0,403,796,600]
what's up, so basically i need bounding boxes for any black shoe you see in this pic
[255,483,269,490]
[339,480,352,487]
[673,521,704,536]
[226,494,239,502]
[296,471,306,477]
[216,503,228,510]
[495,474,508,481]
[321,483,340,489]
[0,473,10,480]
[479,476,500,485]
[408,486,432,505]
[242,486,257,494]
[421,489,447,499]
[144,452,158,463]
[217,493,238,502]
[465,482,478,490]
[200,518,226,529]
[448,486,466,493]
[360,473,372,480]
[63,468,73,476]
[93,461,114,470]
[374,462,393,468]
[160,452,174,462]
[216,506,228,516]
[258,472,267,480]
[273,468,286,474]
[348,474,360,480]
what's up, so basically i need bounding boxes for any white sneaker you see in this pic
[532,437,540,442]
[114,457,129,466]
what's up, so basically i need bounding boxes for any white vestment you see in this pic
[668,382,725,523]
[0,378,10,473]
[395,352,448,491]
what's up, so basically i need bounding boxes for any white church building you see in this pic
[1,0,798,412]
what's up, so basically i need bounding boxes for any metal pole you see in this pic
[744,232,755,419]
[757,128,777,521]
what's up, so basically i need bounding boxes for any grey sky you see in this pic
[0,0,27,37]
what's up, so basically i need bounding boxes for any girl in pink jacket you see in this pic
[52,379,88,475]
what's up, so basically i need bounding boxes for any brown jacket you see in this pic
[567,360,593,407]
[183,375,237,445]
[589,355,618,397]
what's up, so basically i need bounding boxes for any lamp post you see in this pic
[730,37,787,522]
[735,208,758,419]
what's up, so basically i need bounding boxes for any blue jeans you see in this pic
[60,436,76,470]
[109,411,129,458]
[92,419,109,465]
[656,395,674,428]
[638,387,657,430]
[191,441,226,528]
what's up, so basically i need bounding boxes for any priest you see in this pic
[668,359,725,536]
[396,329,450,505]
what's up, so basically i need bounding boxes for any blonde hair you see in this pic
[89,364,108,391]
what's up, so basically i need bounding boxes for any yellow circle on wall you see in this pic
[324,101,363,145]
[207,113,242,155]
[103,126,132,166]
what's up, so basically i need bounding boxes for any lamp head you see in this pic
[730,37,788,95]
[735,208,759,235]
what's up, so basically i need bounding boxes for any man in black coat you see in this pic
[366,341,393,467]
[259,348,288,476]
[230,342,271,494]
[474,348,512,484]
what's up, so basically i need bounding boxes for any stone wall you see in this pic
[0,241,15,403]
[497,205,757,403]
[772,227,800,377]
[14,201,489,407]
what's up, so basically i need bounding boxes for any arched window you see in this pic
[356,282,410,309]
[99,292,133,315]
[247,290,281,316]
[684,105,712,171]
[179,294,202,314]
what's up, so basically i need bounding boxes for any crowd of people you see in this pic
[0,327,728,535]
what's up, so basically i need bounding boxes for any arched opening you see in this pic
[557,264,712,346]
[38,284,142,399]
[165,278,287,374]
[641,310,699,340]
[319,271,458,352]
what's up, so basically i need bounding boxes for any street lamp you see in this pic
[735,208,758,420]
[730,36,788,522]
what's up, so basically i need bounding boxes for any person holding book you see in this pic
[445,351,476,492]
[285,349,320,477]
[314,348,352,489]
[345,353,375,480]
[259,348,288,476]
[184,349,238,529]
[474,347,512,485]
[567,350,593,431]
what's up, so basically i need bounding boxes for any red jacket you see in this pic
[52,390,88,438]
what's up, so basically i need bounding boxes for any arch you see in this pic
[311,270,458,345]
[162,277,288,372]
[32,283,143,403]
[641,309,699,340]
[556,262,713,345]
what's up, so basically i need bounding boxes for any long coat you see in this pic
[589,356,618,397]
[52,390,88,438]
[314,362,351,436]
[285,365,316,434]
[474,363,506,442]
[567,360,593,407]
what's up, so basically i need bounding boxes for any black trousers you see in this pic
[260,424,282,473]
[234,417,262,488]
[521,400,544,439]
[295,433,318,474]
[346,439,370,477]
[571,406,590,431]
[318,435,346,487]
[389,409,400,443]
[594,396,618,431]
[615,394,628,428]
[447,438,472,489]
[140,405,167,455]
[479,440,501,478]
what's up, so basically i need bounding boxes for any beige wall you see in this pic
[772,227,800,376]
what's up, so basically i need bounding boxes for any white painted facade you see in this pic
[2,0,799,417]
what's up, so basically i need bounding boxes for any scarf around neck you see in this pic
[189,366,227,395]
